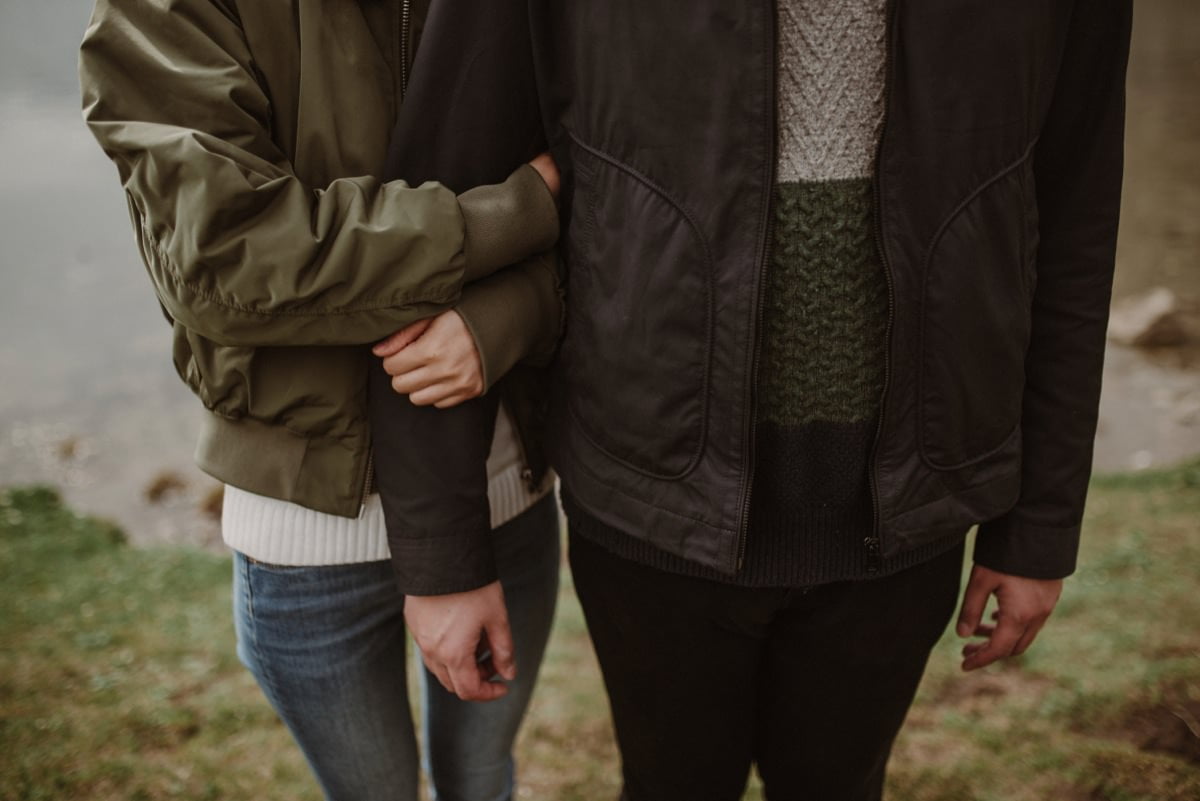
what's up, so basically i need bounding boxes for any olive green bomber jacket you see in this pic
[78,0,563,516]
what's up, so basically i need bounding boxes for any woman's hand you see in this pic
[373,310,484,407]
[529,152,560,199]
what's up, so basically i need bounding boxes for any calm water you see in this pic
[0,0,1197,546]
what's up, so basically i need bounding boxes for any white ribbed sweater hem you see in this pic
[222,463,552,566]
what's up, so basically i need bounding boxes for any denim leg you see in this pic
[420,494,562,801]
[232,554,419,801]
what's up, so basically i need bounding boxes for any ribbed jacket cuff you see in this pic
[389,520,498,596]
[455,252,562,391]
[974,516,1081,579]
[457,164,559,282]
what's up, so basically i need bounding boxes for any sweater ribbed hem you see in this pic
[224,462,551,567]
[222,487,391,565]
[564,492,965,589]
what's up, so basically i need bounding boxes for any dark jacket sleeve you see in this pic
[370,376,502,596]
[974,0,1134,579]
[370,0,553,596]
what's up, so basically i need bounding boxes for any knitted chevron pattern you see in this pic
[777,0,888,183]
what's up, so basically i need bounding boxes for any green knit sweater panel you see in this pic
[760,179,887,430]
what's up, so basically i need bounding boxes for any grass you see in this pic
[1,462,1198,800]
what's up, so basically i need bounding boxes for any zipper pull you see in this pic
[863,536,882,574]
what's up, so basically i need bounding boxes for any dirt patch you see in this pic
[1118,695,1200,765]
[924,668,1057,718]
[1070,747,1200,801]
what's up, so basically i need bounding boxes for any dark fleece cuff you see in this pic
[454,251,563,391]
[457,163,559,282]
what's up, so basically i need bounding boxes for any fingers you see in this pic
[412,384,465,408]
[393,373,472,406]
[956,565,996,638]
[423,650,510,702]
[422,640,510,702]
[1012,615,1049,657]
[956,567,1061,671]
[379,311,485,403]
[423,654,456,696]
[485,617,517,682]
[529,152,561,199]
[373,318,433,357]
[445,650,510,703]
[383,348,430,380]
[961,611,1024,671]
[387,354,477,401]
[390,366,435,395]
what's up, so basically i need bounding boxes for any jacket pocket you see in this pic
[559,136,713,479]
[919,153,1037,469]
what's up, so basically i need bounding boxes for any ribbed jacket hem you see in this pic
[564,492,965,589]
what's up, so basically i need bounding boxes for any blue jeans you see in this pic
[232,494,560,801]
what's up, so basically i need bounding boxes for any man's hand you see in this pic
[373,311,484,408]
[955,564,1063,671]
[404,580,516,702]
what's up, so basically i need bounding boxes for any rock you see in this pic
[144,470,187,504]
[1108,287,1190,347]
[199,485,224,521]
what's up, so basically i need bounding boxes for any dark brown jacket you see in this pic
[536,0,1133,580]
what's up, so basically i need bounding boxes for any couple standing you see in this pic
[79,1,1132,799]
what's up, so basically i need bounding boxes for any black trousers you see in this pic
[568,531,965,801]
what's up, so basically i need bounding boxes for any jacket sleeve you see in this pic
[373,249,561,596]
[974,0,1133,580]
[78,0,557,349]
[370,378,502,596]
[455,249,565,393]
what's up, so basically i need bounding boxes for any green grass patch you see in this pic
[0,487,317,801]
[889,460,1200,801]
[2,461,1198,800]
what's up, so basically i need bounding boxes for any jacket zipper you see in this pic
[508,401,540,493]
[734,3,780,572]
[866,0,901,575]
[361,0,414,515]
[359,448,375,515]
[400,0,412,97]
